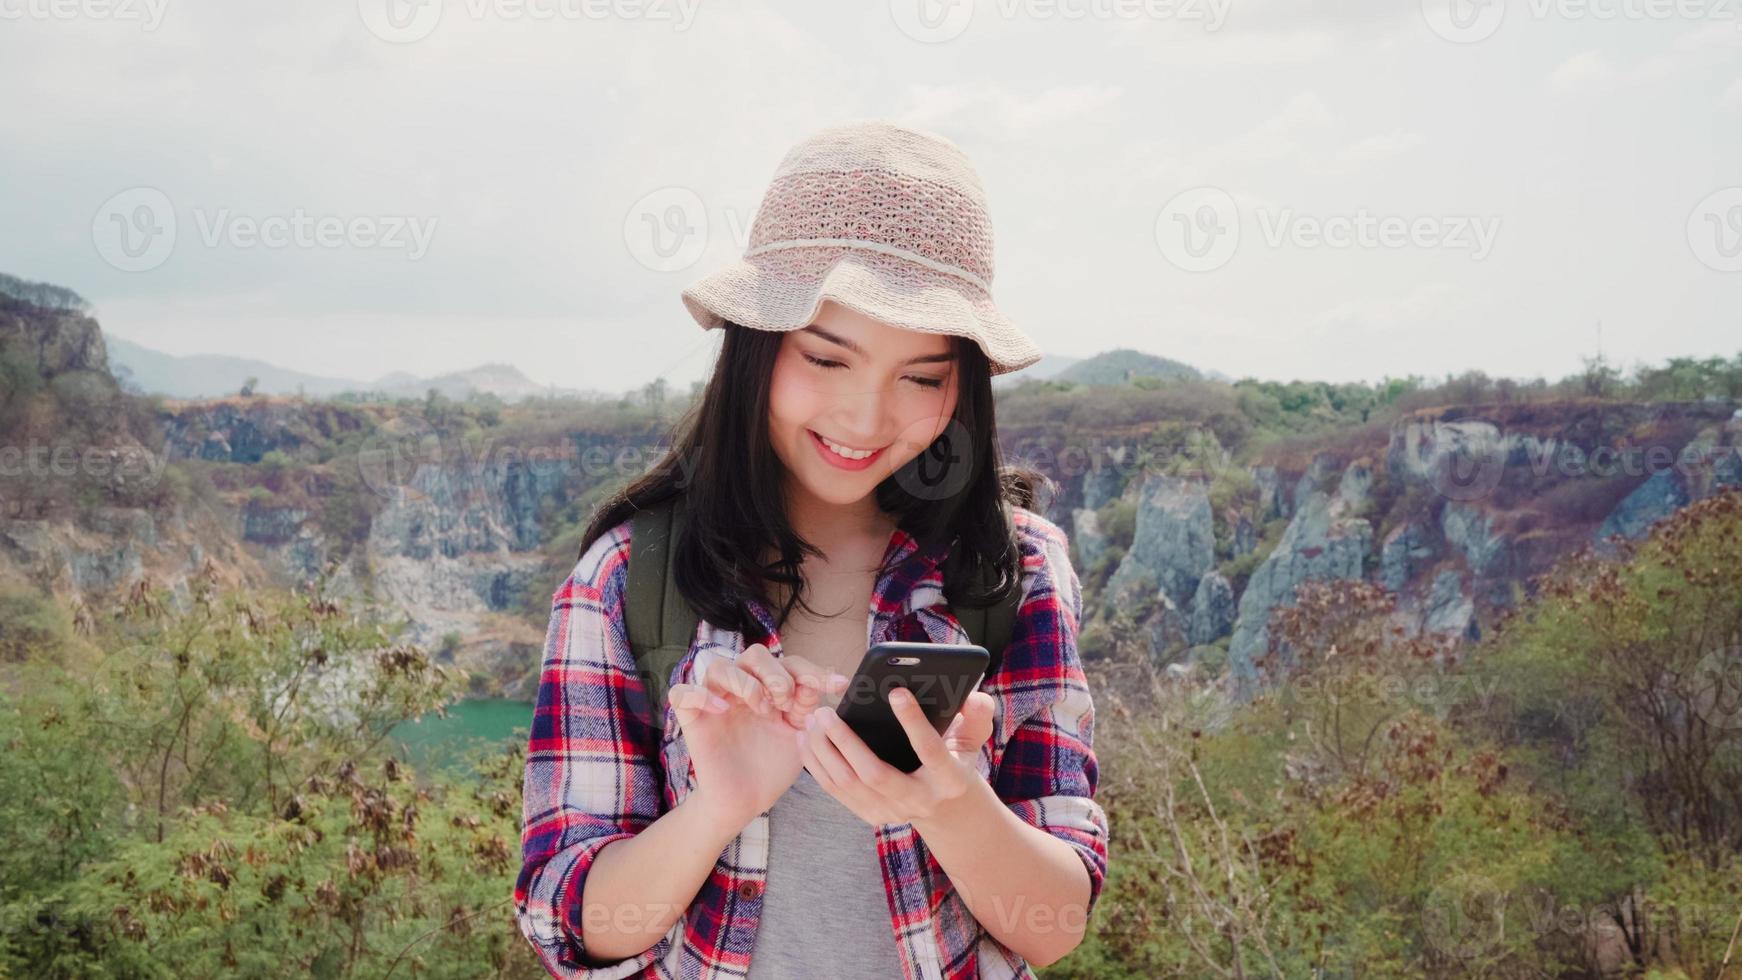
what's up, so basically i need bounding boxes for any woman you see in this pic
[514,119,1107,980]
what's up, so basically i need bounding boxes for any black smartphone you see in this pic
[834,641,990,773]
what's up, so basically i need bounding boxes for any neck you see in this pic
[782,479,895,559]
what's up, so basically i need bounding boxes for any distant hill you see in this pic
[1052,348,1205,385]
[105,335,367,399]
[991,353,1082,387]
[380,362,582,402]
[106,335,590,402]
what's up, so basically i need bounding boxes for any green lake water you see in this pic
[388,698,536,775]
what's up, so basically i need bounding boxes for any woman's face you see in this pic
[767,299,961,512]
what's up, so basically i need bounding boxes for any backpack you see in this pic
[624,493,1023,739]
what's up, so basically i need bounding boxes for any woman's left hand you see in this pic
[796,688,997,827]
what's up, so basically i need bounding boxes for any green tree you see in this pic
[0,567,547,979]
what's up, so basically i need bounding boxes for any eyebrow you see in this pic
[799,325,958,366]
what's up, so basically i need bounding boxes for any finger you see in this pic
[780,702,811,732]
[700,658,769,714]
[667,683,730,730]
[816,708,905,795]
[944,692,996,754]
[796,728,838,793]
[887,687,951,770]
[737,644,795,711]
[803,711,859,788]
[777,656,847,726]
[779,654,823,713]
[778,655,850,702]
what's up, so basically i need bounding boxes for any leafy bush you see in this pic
[0,586,75,664]
[0,571,547,979]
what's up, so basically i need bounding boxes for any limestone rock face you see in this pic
[1081,463,1125,512]
[1231,512,1256,558]
[0,296,110,378]
[1226,490,1374,691]
[1146,591,1188,664]
[242,500,310,545]
[1595,466,1689,548]
[159,399,375,464]
[1420,568,1477,639]
[1105,474,1216,611]
[1187,570,1236,646]
[1379,518,1437,593]
[1071,507,1109,571]
[1292,454,1338,516]
[1337,460,1373,515]
[1251,465,1285,521]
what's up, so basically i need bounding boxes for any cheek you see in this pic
[885,388,960,464]
[767,360,825,438]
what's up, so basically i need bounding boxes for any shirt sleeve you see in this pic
[989,512,1110,914]
[512,525,672,978]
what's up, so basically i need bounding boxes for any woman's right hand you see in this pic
[669,643,848,831]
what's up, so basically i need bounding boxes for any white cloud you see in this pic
[897,81,1124,137]
[1331,131,1425,171]
[0,0,1735,391]
[1116,25,1340,65]
[1551,25,1740,95]
[1304,282,1458,339]
[1548,49,1616,93]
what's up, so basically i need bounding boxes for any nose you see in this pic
[833,384,890,448]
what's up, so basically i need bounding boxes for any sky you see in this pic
[2,0,1739,394]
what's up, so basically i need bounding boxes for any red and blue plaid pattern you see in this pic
[514,506,1108,979]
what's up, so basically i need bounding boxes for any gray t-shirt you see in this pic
[746,770,908,979]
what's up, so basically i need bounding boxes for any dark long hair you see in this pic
[575,321,1052,637]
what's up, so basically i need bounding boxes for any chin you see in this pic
[798,473,876,506]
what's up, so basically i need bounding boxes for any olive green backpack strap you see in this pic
[950,550,1025,677]
[624,495,699,740]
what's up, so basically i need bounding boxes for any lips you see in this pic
[808,429,887,471]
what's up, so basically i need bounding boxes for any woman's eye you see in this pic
[804,353,942,389]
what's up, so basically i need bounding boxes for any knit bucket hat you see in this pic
[680,119,1044,376]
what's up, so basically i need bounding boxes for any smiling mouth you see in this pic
[808,429,888,463]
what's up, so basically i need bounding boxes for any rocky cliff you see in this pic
[1067,400,1742,698]
[7,293,1740,707]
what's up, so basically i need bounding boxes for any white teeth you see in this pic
[818,433,877,459]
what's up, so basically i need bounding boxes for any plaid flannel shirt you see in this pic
[514,505,1108,980]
